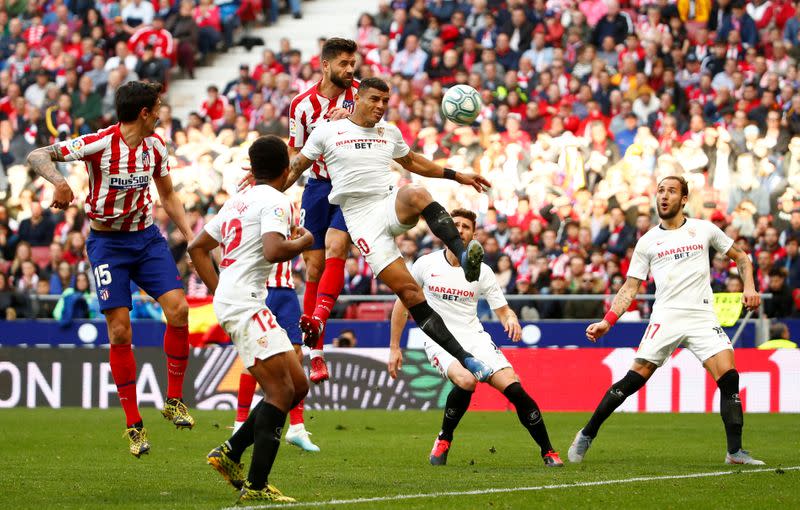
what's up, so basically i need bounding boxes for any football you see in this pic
[441,84,482,125]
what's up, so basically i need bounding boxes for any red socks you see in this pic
[237,372,258,422]
[164,324,189,399]
[289,400,304,426]
[109,344,142,427]
[304,280,326,352]
[312,257,345,349]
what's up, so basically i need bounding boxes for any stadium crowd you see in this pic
[1,0,799,324]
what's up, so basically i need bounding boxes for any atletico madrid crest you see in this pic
[99,289,110,301]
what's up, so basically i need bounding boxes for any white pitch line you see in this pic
[226,465,800,509]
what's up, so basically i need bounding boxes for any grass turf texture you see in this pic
[1,409,797,509]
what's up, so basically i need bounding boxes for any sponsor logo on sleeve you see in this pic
[274,207,286,219]
[289,118,297,137]
[65,137,84,156]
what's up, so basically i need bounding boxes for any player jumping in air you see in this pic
[388,209,564,467]
[286,76,493,381]
[27,81,195,457]
[234,235,320,452]
[189,136,312,503]
[289,37,360,384]
[569,175,765,466]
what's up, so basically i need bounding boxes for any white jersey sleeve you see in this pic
[389,124,411,159]
[299,122,327,162]
[708,222,734,254]
[478,263,508,310]
[410,256,427,287]
[204,211,223,242]
[260,198,291,238]
[627,238,651,281]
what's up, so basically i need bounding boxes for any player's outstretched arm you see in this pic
[393,152,491,193]
[726,245,761,310]
[388,298,408,378]
[262,227,313,263]
[494,305,522,342]
[26,145,74,209]
[188,231,220,294]
[585,276,642,342]
[281,152,315,191]
[154,174,194,243]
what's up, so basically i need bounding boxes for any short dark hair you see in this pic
[658,175,689,197]
[450,208,477,229]
[249,135,289,180]
[769,321,789,340]
[768,267,788,279]
[321,37,357,61]
[115,81,162,122]
[358,77,389,94]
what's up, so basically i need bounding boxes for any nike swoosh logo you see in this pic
[337,131,347,135]
[656,241,664,245]
[431,274,441,277]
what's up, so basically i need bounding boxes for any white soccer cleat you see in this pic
[568,429,593,463]
[285,426,320,452]
[725,449,765,465]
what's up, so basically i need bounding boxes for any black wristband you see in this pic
[443,167,457,180]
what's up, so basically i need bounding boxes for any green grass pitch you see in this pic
[1,409,798,509]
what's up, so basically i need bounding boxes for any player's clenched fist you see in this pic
[51,182,75,209]
[290,225,314,247]
[742,288,760,310]
[585,320,610,343]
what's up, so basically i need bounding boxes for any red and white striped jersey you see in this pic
[266,260,294,289]
[288,79,359,180]
[266,204,298,289]
[57,124,169,231]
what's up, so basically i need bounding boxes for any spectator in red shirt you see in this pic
[128,16,175,64]
[193,0,222,58]
[199,85,228,128]
[252,49,285,83]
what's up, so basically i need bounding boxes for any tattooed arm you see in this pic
[726,245,761,310]
[26,144,75,209]
[585,276,642,342]
[281,152,315,191]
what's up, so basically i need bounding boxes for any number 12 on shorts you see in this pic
[253,309,278,332]
[644,323,661,340]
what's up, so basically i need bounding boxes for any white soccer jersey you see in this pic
[300,118,409,206]
[204,185,291,307]
[627,218,734,313]
[411,250,508,338]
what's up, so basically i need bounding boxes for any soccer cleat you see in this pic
[299,314,324,349]
[162,397,195,429]
[725,449,765,465]
[309,356,330,384]
[568,429,593,463]
[429,438,451,466]
[463,356,491,382]
[460,239,484,282]
[237,482,296,504]
[124,426,150,458]
[285,427,321,452]
[543,450,564,467]
[207,443,245,490]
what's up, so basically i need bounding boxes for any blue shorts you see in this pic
[265,286,302,345]
[86,225,183,312]
[300,178,348,250]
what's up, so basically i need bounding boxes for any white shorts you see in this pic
[214,301,294,368]
[341,186,415,275]
[423,331,512,379]
[636,309,733,367]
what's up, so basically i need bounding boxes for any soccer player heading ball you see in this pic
[190,136,313,503]
[27,81,195,458]
[569,175,764,466]
[286,76,495,381]
[389,209,563,467]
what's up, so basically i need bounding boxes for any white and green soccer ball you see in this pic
[441,84,482,125]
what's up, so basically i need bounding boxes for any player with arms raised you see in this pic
[27,81,194,457]
[568,175,764,466]
[388,209,563,467]
[189,136,312,503]
[288,76,493,381]
[289,37,359,384]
